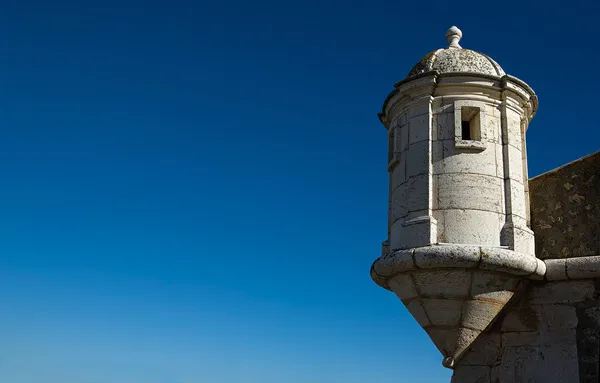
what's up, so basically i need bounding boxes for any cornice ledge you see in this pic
[545,255,600,281]
[371,244,545,290]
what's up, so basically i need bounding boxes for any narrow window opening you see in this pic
[461,120,471,140]
[460,106,481,141]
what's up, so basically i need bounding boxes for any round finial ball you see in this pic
[442,356,455,369]
[445,26,463,48]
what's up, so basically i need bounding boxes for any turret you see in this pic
[371,26,545,368]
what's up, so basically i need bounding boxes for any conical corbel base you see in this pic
[394,268,520,366]
[372,245,540,367]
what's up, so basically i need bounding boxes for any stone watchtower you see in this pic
[370,26,544,368]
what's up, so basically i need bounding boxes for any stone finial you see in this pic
[446,26,462,48]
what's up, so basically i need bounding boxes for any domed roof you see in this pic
[405,26,505,79]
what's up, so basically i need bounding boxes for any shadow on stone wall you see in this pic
[529,151,600,259]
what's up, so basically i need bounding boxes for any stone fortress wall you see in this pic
[453,151,600,383]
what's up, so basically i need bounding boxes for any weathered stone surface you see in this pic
[577,305,600,383]
[457,333,501,366]
[461,300,504,331]
[436,139,498,177]
[388,273,418,300]
[490,342,579,382]
[505,178,528,221]
[501,329,577,347]
[526,280,596,305]
[372,248,415,280]
[391,217,437,250]
[530,150,600,259]
[408,114,431,145]
[405,300,431,327]
[413,244,480,269]
[470,270,519,302]
[502,143,524,184]
[390,151,407,191]
[413,269,470,298]
[435,111,454,141]
[423,298,462,326]
[479,247,537,275]
[565,256,600,280]
[442,209,502,246]
[406,140,430,178]
[500,222,535,256]
[501,306,540,332]
[501,108,524,150]
[391,174,430,223]
[437,173,504,213]
[545,258,568,281]
[426,327,481,362]
[543,304,578,331]
[406,47,505,79]
[451,366,490,383]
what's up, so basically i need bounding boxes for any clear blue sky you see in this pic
[0,0,598,382]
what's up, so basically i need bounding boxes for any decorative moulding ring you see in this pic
[371,244,546,290]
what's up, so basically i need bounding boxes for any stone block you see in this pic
[426,327,480,361]
[485,112,501,144]
[405,174,430,211]
[436,112,454,141]
[399,121,408,152]
[501,331,540,347]
[501,109,523,149]
[501,306,540,332]
[565,255,600,279]
[470,271,519,302]
[390,217,436,250]
[451,366,490,383]
[457,333,501,366]
[492,342,579,382]
[440,139,497,177]
[542,304,578,331]
[405,300,431,327]
[494,143,504,178]
[526,280,596,305]
[442,209,502,246]
[422,298,462,326]
[502,143,524,181]
[413,244,480,269]
[406,140,430,178]
[372,248,415,278]
[391,185,408,223]
[500,223,535,256]
[433,210,445,242]
[505,178,527,220]
[413,269,471,299]
[408,114,430,145]
[461,300,504,331]
[431,140,444,175]
[491,346,540,382]
[544,259,568,281]
[437,173,503,213]
[408,102,431,119]
[390,151,407,191]
[388,273,418,301]
[502,329,576,347]
[479,247,537,275]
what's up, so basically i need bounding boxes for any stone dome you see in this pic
[405,26,505,79]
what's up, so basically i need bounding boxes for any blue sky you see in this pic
[0,0,598,381]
